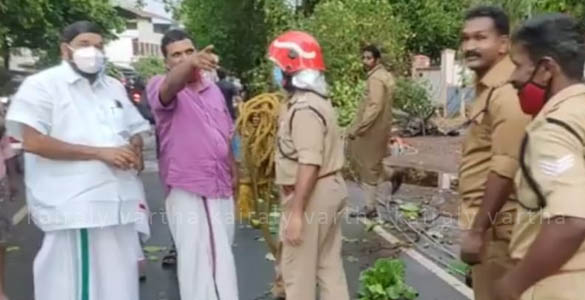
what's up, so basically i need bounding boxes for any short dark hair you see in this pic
[217,69,227,80]
[513,13,585,80]
[464,6,510,35]
[61,21,102,43]
[362,45,381,59]
[161,29,194,57]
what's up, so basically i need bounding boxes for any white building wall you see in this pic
[105,19,164,67]
[137,19,162,45]
[105,37,135,67]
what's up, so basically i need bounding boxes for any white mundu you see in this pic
[7,61,150,300]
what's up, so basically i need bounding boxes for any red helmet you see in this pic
[268,31,325,74]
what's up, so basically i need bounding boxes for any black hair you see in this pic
[218,69,227,80]
[513,13,585,80]
[161,29,194,57]
[61,21,102,43]
[464,5,510,35]
[362,45,381,59]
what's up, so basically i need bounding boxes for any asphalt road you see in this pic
[3,141,468,300]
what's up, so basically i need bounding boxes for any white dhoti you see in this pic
[33,224,140,300]
[166,188,238,300]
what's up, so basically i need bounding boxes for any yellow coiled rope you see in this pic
[236,92,284,254]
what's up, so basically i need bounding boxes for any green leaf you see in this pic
[448,260,470,276]
[342,236,359,244]
[346,255,359,263]
[147,255,159,261]
[403,286,419,300]
[386,286,401,299]
[367,283,386,295]
[399,203,421,213]
[6,246,20,253]
[365,222,379,232]
[143,246,166,254]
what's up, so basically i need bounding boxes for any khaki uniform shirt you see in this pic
[347,64,395,184]
[459,57,531,231]
[511,84,585,271]
[275,91,344,186]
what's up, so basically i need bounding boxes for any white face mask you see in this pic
[69,46,105,74]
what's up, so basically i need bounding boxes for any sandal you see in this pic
[139,259,147,281]
[161,249,177,268]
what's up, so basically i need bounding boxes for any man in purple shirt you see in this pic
[147,29,238,300]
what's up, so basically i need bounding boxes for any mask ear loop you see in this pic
[540,60,554,101]
[525,59,548,90]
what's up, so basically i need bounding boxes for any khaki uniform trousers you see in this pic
[280,174,350,300]
[520,270,585,300]
[472,223,515,300]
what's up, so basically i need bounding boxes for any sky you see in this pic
[115,0,174,19]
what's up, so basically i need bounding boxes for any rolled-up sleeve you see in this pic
[147,75,176,112]
[528,123,585,219]
[122,94,151,136]
[291,109,325,166]
[6,77,54,140]
[489,86,531,179]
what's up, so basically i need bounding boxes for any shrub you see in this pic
[393,78,434,119]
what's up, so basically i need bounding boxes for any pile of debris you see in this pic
[392,108,467,137]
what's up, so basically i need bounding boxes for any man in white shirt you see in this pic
[6,21,150,300]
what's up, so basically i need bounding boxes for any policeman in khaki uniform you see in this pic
[348,45,395,218]
[268,31,350,300]
[457,7,531,300]
[493,14,585,300]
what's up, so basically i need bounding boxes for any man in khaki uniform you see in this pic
[493,14,585,300]
[268,31,350,300]
[457,7,531,300]
[348,45,395,218]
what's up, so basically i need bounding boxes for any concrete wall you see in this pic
[412,49,474,115]
[414,67,442,106]
[137,19,162,45]
[105,36,135,67]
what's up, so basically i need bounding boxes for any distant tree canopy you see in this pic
[177,0,585,125]
[0,0,124,68]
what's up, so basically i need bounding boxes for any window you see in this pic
[126,21,137,30]
[132,38,138,56]
[154,24,170,34]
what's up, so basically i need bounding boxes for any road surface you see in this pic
[4,137,469,300]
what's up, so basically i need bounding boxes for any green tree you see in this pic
[0,0,124,69]
[247,0,410,126]
[132,56,166,82]
[303,0,410,125]
[180,0,269,76]
[388,0,466,61]
[471,0,585,28]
